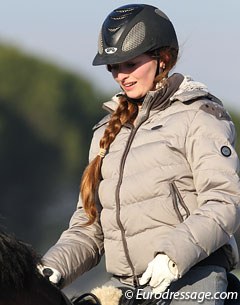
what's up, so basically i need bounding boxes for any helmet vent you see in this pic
[108,26,120,33]
[98,31,103,55]
[111,13,133,21]
[111,7,135,21]
[122,22,145,52]
[114,8,135,14]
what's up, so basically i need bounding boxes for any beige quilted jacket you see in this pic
[43,74,240,287]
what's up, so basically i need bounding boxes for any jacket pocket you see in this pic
[169,181,190,222]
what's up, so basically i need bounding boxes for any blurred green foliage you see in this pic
[0,44,105,175]
[231,113,240,156]
[0,43,106,247]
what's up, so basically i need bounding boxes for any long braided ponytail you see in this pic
[80,96,138,225]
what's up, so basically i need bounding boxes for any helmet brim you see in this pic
[92,44,173,66]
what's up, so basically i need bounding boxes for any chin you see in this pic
[125,92,144,99]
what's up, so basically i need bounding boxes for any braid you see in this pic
[80,96,138,225]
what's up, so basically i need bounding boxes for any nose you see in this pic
[116,71,128,82]
[114,67,129,82]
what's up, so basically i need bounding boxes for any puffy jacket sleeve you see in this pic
[157,107,240,277]
[42,196,104,287]
[42,132,104,287]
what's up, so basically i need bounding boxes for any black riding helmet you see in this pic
[92,4,178,66]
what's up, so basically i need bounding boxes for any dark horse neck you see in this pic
[0,231,72,305]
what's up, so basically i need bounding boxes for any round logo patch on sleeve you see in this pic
[221,146,231,157]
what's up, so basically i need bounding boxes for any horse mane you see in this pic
[0,230,69,305]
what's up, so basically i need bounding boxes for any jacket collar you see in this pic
[102,73,185,113]
[101,74,220,114]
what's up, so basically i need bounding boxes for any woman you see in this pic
[40,4,240,304]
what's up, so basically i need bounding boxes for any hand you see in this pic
[37,264,62,286]
[139,254,179,294]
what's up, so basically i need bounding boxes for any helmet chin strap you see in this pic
[119,87,146,105]
[126,95,146,105]
[155,58,160,76]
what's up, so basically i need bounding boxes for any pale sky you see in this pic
[0,0,239,110]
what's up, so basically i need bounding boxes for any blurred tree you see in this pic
[231,113,240,156]
[0,43,105,250]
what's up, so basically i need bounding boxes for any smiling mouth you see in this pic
[122,81,137,88]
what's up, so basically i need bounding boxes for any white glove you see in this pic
[139,254,179,294]
[37,264,62,285]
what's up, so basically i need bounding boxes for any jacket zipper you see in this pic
[170,181,190,222]
[115,95,155,286]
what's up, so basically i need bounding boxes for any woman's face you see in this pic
[108,54,158,99]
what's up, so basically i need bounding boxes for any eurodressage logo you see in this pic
[105,47,117,54]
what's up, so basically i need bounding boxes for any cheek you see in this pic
[139,64,156,86]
